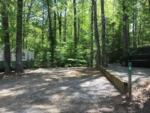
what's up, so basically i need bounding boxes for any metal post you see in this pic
[128,62,132,100]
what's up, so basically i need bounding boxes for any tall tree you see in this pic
[77,17,80,43]
[53,0,57,65]
[73,0,78,55]
[41,0,45,48]
[122,0,129,58]
[16,0,23,72]
[46,0,55,66]
[92,0,101,68]
[1,0,11,73]
[90,1,94,67]
[101,0,107,67]
[63,8,67,42]
[58,12,62,43]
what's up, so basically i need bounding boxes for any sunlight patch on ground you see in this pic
[26,68,53,74]
[33,83,49,88]
[59,86,69,90]
[44,78,53,82]
[0,87,26,97]
[65,70,82,77]
[99,107,114,113]
[0,108,14,113]
[23,105,60,113]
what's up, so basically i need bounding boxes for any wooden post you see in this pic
[128,62,132,101]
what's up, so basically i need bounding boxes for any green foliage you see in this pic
[0,0,149,67]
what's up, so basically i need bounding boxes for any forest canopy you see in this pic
[0,0,150,73]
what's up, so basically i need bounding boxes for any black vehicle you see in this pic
[120,46,150,67]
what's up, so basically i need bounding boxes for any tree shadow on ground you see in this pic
[0,68,133,113]
[140,98,150,113]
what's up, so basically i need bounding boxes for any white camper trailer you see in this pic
[11,49,34,62]
[0,47,34,70]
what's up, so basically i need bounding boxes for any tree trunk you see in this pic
[1,0,11,73]
[101,0,107,67]
[92,0,101,68]
[41,0,46,65]
[77,17,80,43]
[63,8,67,42]
[47,0,52,65]
[137,21,142,46]
[46,0,55,66]
[53,0,57,66]
[16,0,23,73]
[58,12,62,43]
[73,0,78,55]
[90,2,94,67]
[122,0,129,58]
[42,0,45,48]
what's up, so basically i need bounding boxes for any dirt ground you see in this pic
[106,64,150,113]
[0,67,149,113]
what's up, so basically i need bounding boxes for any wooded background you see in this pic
[0,0,150,73]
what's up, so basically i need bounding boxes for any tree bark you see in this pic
[46,0,55,66]
[90,2,94,67]
[16,0,23,73]
[122,0,129,57]
[42,0,45,48]
[63,8,67,42]
[1,0,11,73]
[137,21,142,46]
[101,0,107,67]
[53,0,57,66]
[92,0,101,68]
[73,0,78,55]
[77,17,80,43]
[58,12,62,43]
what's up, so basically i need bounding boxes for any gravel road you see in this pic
[0,68,130,113]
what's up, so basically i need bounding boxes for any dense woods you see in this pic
[0,0,149,73]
